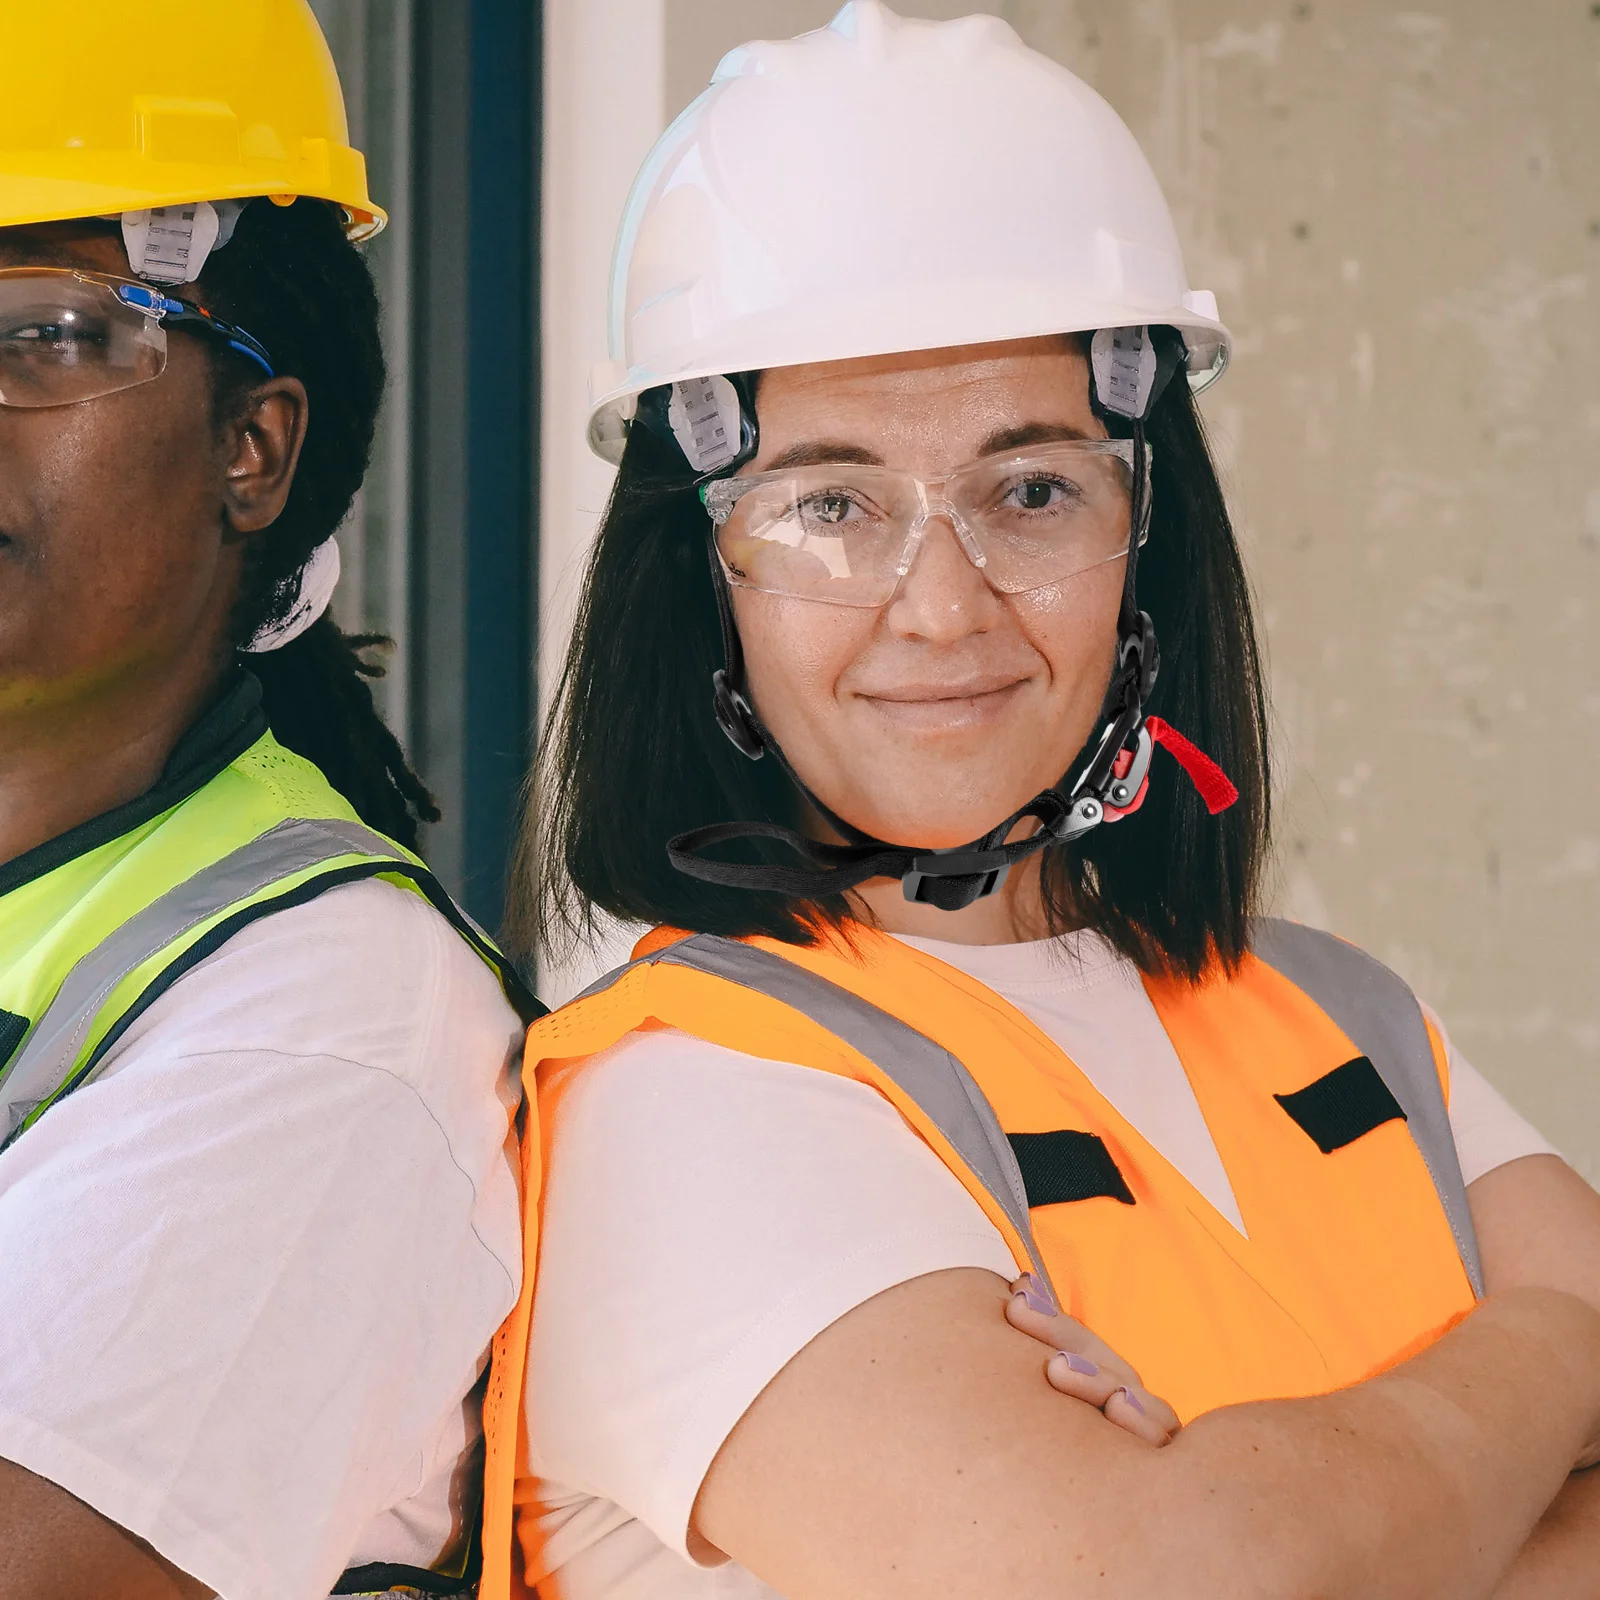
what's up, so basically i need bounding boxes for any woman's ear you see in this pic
[220,376,309,534]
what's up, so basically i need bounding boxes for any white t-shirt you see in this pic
[522,929,1559,1600]
[0,878,524,1600]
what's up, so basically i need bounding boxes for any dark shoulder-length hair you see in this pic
[506,356,1271,983]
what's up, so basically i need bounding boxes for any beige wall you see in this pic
[539,1,669,1000]
[657,1,1600,1177]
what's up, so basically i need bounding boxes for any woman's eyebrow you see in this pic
[762,441,885,471]
[979,421,1098,454]
[760,422,1098,474]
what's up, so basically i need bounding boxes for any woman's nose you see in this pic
[883,513,1003,642]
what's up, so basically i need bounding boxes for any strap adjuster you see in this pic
[711,670,764,759]
[901,856,1009,909]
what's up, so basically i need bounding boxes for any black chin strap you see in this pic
[668,416,1161,912]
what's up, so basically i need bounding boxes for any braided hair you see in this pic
[197,198,438,851]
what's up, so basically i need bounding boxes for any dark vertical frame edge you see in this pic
[409,0,540,930]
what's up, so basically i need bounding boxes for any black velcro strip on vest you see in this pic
[1275,1055,1406,1154]
[0,1010,27,1075]
[1008,1130,1135,1207]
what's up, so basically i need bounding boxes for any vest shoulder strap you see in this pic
[1249,916,1483,1297]
[1,816,538,1149]
[582,931,1055,1293]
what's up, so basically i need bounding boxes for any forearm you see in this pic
[1466,1155,1600,1598]
[1490,1466,1600,1600]
[702,1272,1600,1600]
[1138,1289,1600,1600]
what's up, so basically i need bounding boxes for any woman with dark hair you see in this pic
[0,4,535,1596]
[484,5,1600,1598]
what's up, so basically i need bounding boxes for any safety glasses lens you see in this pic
[0,274,166,408]
[713,467,916,607]
[948,444,1135,596]
[711,443,1138,606]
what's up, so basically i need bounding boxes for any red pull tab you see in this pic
[1145,716,1238,814]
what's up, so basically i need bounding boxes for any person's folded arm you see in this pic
[1470,1153,1600,1600]
[694,1264,1600,1600]
[1493,1464,1600,1600]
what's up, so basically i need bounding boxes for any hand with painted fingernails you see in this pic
[1005,1274,1182,1447]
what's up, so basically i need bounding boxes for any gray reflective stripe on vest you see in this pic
[579,932,1057,1297]
[1251,916,1484,1297]
[0,817,409,1141]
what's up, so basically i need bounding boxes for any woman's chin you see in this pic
[825,787,1045,851]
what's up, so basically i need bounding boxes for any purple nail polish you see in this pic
[1054,1350,1098,1376]
[1019,1273,1058,1316]
[1116,1386,1146,1416]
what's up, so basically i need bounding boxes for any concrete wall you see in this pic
[550,1,1600,1176]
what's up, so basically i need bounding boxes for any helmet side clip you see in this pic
[120,199,249,286]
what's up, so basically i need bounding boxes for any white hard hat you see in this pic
[588,0,1231,464]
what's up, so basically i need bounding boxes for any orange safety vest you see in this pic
[477,917,1481,1598]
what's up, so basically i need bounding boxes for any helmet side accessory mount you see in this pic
[118,199,250,285]
[654,324,1238,912]
[635,372,759,481]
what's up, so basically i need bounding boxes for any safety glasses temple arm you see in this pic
[165,305,276,377]
[114,283,276,378]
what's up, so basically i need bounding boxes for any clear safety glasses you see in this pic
[0,267,275,410]
[704,439,1146,608]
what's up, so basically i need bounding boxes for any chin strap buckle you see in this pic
[1081,712,1240,829]
[900,852,1010,909]
[1103,723,1155,819]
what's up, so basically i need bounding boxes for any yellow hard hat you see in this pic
[0,0,384,240]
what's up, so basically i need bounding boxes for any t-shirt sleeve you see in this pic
[523,1030,1017,1567]
[1425,1004,1562,1186]
[0,880,524,1600]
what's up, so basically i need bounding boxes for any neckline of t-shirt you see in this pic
[890,928,1140,997]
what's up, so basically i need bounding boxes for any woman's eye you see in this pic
[797,491,860,526]
[1003,476,1081,512]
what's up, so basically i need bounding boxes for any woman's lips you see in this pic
[855,677,1030,730]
